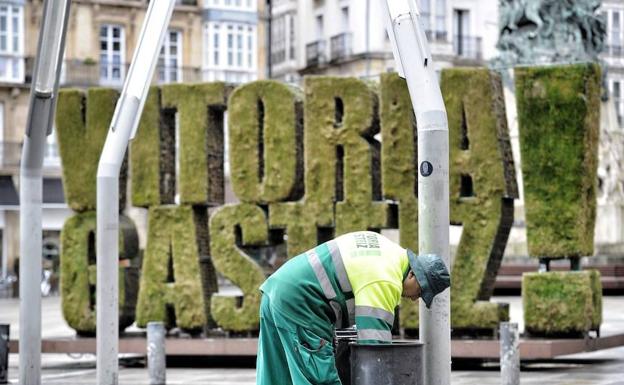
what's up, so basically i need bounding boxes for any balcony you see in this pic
[453,35,482,61]
[330,32,353,62]
[0,141,61,171]
[21,58,202,88]
[425,30,448,43]
[603,45,624,58]
[306,40,327,67]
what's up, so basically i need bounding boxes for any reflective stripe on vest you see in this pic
[327,240,352,293]
[346,298,355,326]
[307,249,336,299]
[357,329,392,342]
[355,305,394,326]
[307,249,342,326]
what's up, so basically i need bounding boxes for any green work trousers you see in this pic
[256,295,342,385]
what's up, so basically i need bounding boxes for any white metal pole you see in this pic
[147,321,166,385]
[96,2,175,384]
[500,322,520,385]
[382,2,450,385]
[19,1,70,384]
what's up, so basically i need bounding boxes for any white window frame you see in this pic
[158,29,183,83]
[0,4,24,83]
[99,24,125,86]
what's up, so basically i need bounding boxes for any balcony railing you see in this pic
[330,32,353,62]
[0,142,22,168]
[603,45,624,57]
[0,141,61,169]
[425,30,448,42]
[306,40,327,67]
[453,35,482,60]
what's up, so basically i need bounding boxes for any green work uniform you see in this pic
[256,231,409,385]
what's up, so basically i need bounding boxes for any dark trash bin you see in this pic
[0,324,9,384]
[350,341,423,385]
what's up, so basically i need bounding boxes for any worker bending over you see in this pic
[256,231,450,385]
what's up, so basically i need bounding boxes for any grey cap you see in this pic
[406,250,450,308]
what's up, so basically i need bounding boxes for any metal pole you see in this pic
[19,2,70,384]
[266,0,272,79]
[381,2,450,384]
[0,324,8,384]
[147,322,166,385]
[500,322,520,385]
[96,2,175,384]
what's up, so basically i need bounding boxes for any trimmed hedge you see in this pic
[228,80,304,203]
[56,88,126,212]
[209,204,267,331]
[379,73,419,329]
[523,272,594,335]
[160,83,230,206]
[130,87,174,207]
[60,211,139,335]
[588,269,603,330]
[515,64,600,259]
[442,68,517,329]
[135,205,207,331]
[270,77,390,256]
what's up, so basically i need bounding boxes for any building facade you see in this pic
[202,0,258,83]
[263,0,498,82]
[0,0,204,289]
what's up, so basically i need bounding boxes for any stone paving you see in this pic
[2,296,624,384]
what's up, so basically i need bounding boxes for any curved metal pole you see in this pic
[19,1,70,384]
[96,2,175,384]
[382,2,450,385]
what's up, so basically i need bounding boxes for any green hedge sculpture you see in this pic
[130,87,177,207]
[515,64,600,259]
[379,73,419,329]
[588,269,603,331]
[160,83,230,206]
[523,272,594,336]
[228,80,304,203]
[442,68,517,330]
[56,88,126,212]
[135,205,207,331]
[270,77,390,256]
[60,211,139,335]
[209,203,268,331]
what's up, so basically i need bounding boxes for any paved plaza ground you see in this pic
[1,296,624,384]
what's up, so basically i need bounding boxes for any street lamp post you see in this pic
[381,2,451,385]
[19,1,71,384]
[96,1,176,384]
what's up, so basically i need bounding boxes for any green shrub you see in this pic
[56,88,127,212]
[515,64,600,258]
[160,83,231,206]
[135,205,207,331]
[130,87,171,207]
[209,204,268,331]
[228,80,304,203]
[523,271,594,335]
[587,269,603,330]
[379,73,419,328]
[269,77,390,257]
[60,211,139,334]
[442,68,517,329]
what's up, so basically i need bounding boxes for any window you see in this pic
[158,30,182,83]
[419,0,432,33]
[272,16,286,64]
[613,11,621,46]
[289,15,296,60]
[435,0,446,35]
[614,81,623,127]
[316,15,324,40]
[100,25,125,85]
[227,26,234,66]
[341,7,349,32]
[0,5,23,82]
[237,26,243,66]
[247,27,253,68]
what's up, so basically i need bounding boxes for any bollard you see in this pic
[500,322,520,385]
[350,341,423,385]
[147,322,166,385]
[0,324,8,384]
